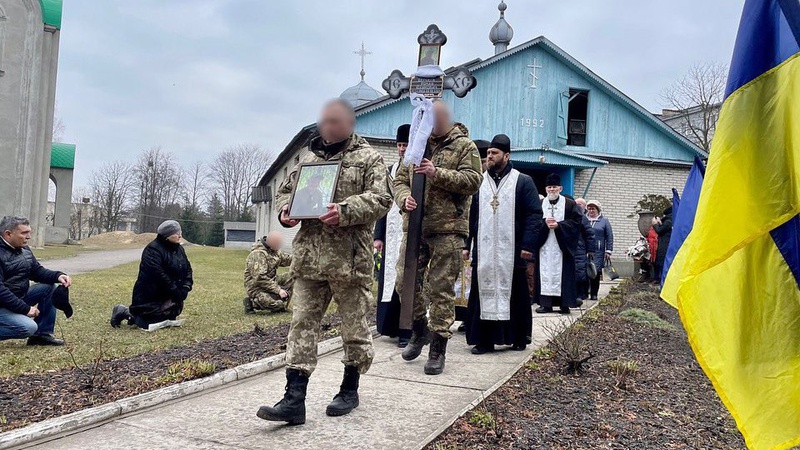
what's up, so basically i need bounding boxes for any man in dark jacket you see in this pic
[0,216,71,346]
[653,207,673,284]
[110,220,193,330]
[573,198,595,304]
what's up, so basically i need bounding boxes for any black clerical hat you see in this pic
[545,173,562,187]
[490,134,511,153]
[396,124,411,143]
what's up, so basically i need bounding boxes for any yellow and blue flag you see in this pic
[661,157,705,286]
[661,0,800,449]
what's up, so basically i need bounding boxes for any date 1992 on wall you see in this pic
[520,118,545,128]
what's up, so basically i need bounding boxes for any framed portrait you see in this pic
[288,161,342,220]
[418,44,441,66]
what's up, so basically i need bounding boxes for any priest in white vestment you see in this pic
[535,173,585,314]
[464,134,543,353]
[374,124,412,347]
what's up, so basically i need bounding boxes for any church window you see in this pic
[566,89,589,147]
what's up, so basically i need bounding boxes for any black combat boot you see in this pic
[257,369,308,425]
[326,365,360,416]
[243,297,255,315]
[424,334,448,375]
[401,318,431,361]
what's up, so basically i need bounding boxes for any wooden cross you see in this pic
[381,24,477,331]
[353,42,372,81]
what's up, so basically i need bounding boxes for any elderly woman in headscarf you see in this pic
[586,201,613,300]
[110,220,193,329]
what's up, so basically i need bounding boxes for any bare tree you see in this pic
[660,62,727,151]
[89,161,135,233]
[210,144,273,221]
[69,187,98,240]
[52,102,66,142]
[184,161,209,210]
[135,147,183,233]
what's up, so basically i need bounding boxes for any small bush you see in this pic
[619,308,675,330]
[542,318,594,375]
[158,359,216,384]
[468,409,497,429]
[607,358,639,389]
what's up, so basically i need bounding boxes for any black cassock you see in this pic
[373,212,409,339]
[535,196,584,309]
[465,165,543,347]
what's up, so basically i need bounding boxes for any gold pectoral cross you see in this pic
[490,194,500,213]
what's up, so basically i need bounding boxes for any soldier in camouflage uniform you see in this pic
[243,231,293,314]
[257,99,392,426]
[394,100,482,376]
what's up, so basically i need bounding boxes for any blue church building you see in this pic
[255,2,706,258]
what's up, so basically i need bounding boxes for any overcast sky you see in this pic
[56,0,744,186]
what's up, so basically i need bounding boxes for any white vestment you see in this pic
[477,169,520,321]
[539,195,566,296]
[381,162,403,303]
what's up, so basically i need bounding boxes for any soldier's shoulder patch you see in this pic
[470,152,481,171]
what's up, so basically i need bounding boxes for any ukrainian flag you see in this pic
[661,1,800,449]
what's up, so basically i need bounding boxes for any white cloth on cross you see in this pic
[405,93,434,166]
[539,195,566,297]
[414,65,445,78]
[381,162,403,303]
[477,169,520,321]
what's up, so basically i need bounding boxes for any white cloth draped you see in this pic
[405,94,434,166]
[477,169,520,321]
[539,195,566,296]
[381,162,403,303]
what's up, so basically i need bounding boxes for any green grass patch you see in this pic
[33,244,90,261]
[0,246,303,377]
[468,409,497,429]
[619,308,675,330]
[157,359,217,384]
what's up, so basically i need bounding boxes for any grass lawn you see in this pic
[0,246,299,377]
[33,244,92,261]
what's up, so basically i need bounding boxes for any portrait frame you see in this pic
[418,44,441,66]
[287,161,342,220]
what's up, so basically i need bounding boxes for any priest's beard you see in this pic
[488,159,507,176]
[547,192,560,201]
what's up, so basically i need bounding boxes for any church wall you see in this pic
[574,162,690,258]
[0,0,53,247]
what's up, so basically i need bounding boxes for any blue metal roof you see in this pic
[511,148,607,169]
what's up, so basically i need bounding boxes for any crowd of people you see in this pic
[0,97,676,428]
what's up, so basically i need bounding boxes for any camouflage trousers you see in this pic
[251,273,294,312]
[285,277,374,376]
[396,233,464,339]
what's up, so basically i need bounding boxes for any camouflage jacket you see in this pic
[244,240,292,297]
[393,123,482,237]
[275,134,392,283]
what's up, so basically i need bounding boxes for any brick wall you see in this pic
[574,161,689,260]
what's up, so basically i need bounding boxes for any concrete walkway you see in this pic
[41,248,144,275]
[20,283,616,450]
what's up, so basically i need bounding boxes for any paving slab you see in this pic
[20,283,616,450]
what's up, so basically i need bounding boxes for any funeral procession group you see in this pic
[3,26,642,429]
[0,94,624,425]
